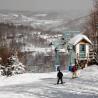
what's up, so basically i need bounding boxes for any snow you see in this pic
[69,34,92,45]
[21,46,52,53]
[20,15,33,22]
[34,14,48,17]
[0,65,98,98]
[58,48,66,53]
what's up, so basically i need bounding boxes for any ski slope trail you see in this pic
[0,65,98,98]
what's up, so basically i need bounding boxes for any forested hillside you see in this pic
[0,10,88,72]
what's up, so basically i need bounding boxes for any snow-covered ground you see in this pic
[0,65,98,98]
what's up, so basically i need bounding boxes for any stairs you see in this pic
[89,49,98,65]
[95,53,98,64]
[89,49,94,60]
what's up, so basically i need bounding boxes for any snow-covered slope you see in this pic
[0,65,98,98]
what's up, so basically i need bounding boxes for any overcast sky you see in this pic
[0,0,93,11]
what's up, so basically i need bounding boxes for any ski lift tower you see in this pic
[49,38,66,71]
[67,44,76,66]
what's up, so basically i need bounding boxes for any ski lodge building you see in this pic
[68,34,92,66]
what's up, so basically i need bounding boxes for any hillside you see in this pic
[0,10,90,71]
[0,10,89,31]
[0,10,89,50]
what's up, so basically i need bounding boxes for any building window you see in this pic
[80,44,85,51]
[79,44,86,58]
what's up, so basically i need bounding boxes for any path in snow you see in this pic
[0,65,98,98]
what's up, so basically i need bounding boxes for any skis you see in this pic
[54,82,65,85]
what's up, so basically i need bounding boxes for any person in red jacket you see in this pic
[72,65,78,79]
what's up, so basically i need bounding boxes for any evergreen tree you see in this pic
[7,55,25,75]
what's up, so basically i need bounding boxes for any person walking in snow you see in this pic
[57,70,63,84]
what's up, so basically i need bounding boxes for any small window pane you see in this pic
[80,44,85,51]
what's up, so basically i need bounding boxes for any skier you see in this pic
[57,70,63,84]
[72,65,78,79]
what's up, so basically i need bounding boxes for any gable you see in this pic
[77,39,91,45]
[69,34,92,45]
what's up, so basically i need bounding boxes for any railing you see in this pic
[95,53,98,63]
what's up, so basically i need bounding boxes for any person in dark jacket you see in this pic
[57,70,63,84]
